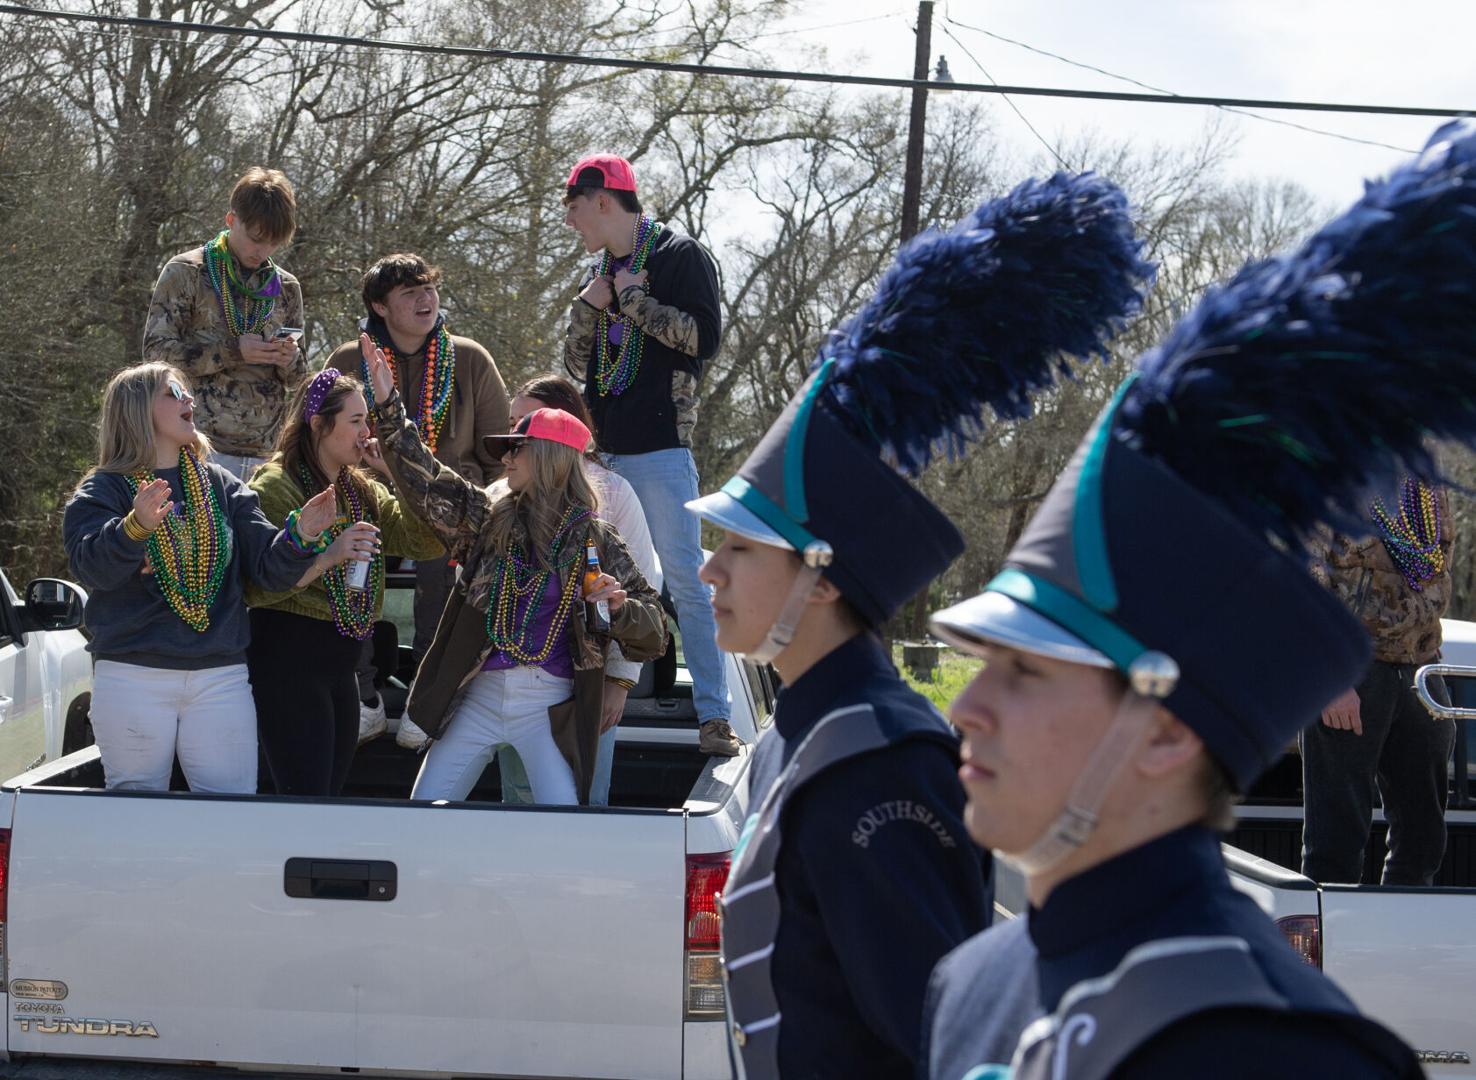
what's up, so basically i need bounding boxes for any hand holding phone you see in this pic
[274,327,304,342]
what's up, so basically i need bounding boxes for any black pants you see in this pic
[1301,660,1455,885]
[248,607,362,797]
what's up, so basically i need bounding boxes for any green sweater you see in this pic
[245,461,444,621]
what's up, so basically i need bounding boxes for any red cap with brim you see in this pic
[483,407,592,459]
[566,154,637,193]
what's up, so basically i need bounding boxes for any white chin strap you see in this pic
[998,651,1181,878]
[741,540,834,666]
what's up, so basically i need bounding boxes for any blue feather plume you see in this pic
[817,171,1155,477]
[1117,119,1476,550]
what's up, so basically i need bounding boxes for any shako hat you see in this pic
[689,171,1155,627]
[933,120,1476,790]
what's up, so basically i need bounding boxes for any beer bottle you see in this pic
[584,538,611,634]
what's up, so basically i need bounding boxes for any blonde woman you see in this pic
[63,363,341,793]
[359,335,667,805]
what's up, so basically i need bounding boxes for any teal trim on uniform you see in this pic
[722,476,823,554]
[783,358,835,525]
[989,567,1147,672]
[1073,375,1136,612]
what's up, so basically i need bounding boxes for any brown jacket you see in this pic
[1309,488,1454,664]
[143,248,307,457]
[371,389,668,803]
[329,331,510,485]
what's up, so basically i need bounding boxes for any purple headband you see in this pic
[303,368,342,421]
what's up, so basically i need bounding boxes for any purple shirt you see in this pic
[482,571,575,678]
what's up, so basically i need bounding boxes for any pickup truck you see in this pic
[991,618,1476,1076]
[0,576,772,1079]
[0,570,93,779]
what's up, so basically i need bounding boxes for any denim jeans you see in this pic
[500,724,618,806]
[605,448,729,724]
[1301,660,1455,885]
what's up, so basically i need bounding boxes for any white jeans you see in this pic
[91,661,258,793]
[411,666,577,805]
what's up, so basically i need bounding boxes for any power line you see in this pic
[943,16,1420,155]
[937,22,1068,169]
[1,3,1471,118]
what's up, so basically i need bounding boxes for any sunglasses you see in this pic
[167,379,190,401]
[506,442,527,459]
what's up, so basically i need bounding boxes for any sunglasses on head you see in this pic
[167,379,189,401]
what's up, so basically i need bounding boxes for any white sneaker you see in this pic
[358,697,387,745]
[396,715,430,751]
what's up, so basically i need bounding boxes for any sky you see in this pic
[752,0,1476,214]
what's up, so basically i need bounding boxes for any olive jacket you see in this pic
[371,389,668,802]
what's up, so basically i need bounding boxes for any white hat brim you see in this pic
[685,490,796,551]
[930,589,1115,669]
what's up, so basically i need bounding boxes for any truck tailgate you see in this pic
[1320,885,1476,1071]
[6,789,686,1078]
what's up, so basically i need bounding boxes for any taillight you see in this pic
[0,827,10,923]
[1276,914,1321,968]
[0,828,10,982]
[684,852,730,1019]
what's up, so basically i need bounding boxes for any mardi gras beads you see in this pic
[202,230,282,337]
[594,215,664,397]
[484,505,592,663]
[300,465,382,640]
[1371,478,1445,592]
[361,323,456,453]
[127,448,230,632]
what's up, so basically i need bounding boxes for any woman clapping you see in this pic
[63,363,340,793]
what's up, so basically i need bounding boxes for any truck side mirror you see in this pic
[21,578,86,633]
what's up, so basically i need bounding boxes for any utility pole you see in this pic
[898,0,934,244]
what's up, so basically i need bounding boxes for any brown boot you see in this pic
[699,719,742,757]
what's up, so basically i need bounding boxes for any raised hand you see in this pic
[297,484,339,542]
[132,478,173,531]
[325,522,380,567]
[359,333,395,402]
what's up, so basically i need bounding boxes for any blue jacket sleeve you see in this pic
[785,738,992,1065]
[63,473,149,591]
[217,465,314,591]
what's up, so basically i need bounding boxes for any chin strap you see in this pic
[741,541,834,666]
[998,651,1181,877]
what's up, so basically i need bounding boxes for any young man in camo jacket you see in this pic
[143,167,306,482]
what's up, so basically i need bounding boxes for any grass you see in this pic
[892,645,983,712]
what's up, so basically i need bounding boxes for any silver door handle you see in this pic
[1414,664,1476,720]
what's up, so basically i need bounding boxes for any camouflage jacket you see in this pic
[563,227,720,454]
[1308,488,1454,664]
[142,247,307,457]
[371,388,668,803]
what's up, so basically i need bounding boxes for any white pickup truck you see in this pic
[0,584,771,1079]
[0,570,93,778]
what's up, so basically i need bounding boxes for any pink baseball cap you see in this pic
[566,154,637,193]
[483,408,592,459]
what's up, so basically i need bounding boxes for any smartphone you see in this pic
[274,327,304,341]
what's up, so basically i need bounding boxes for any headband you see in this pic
[303,368,342,421]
